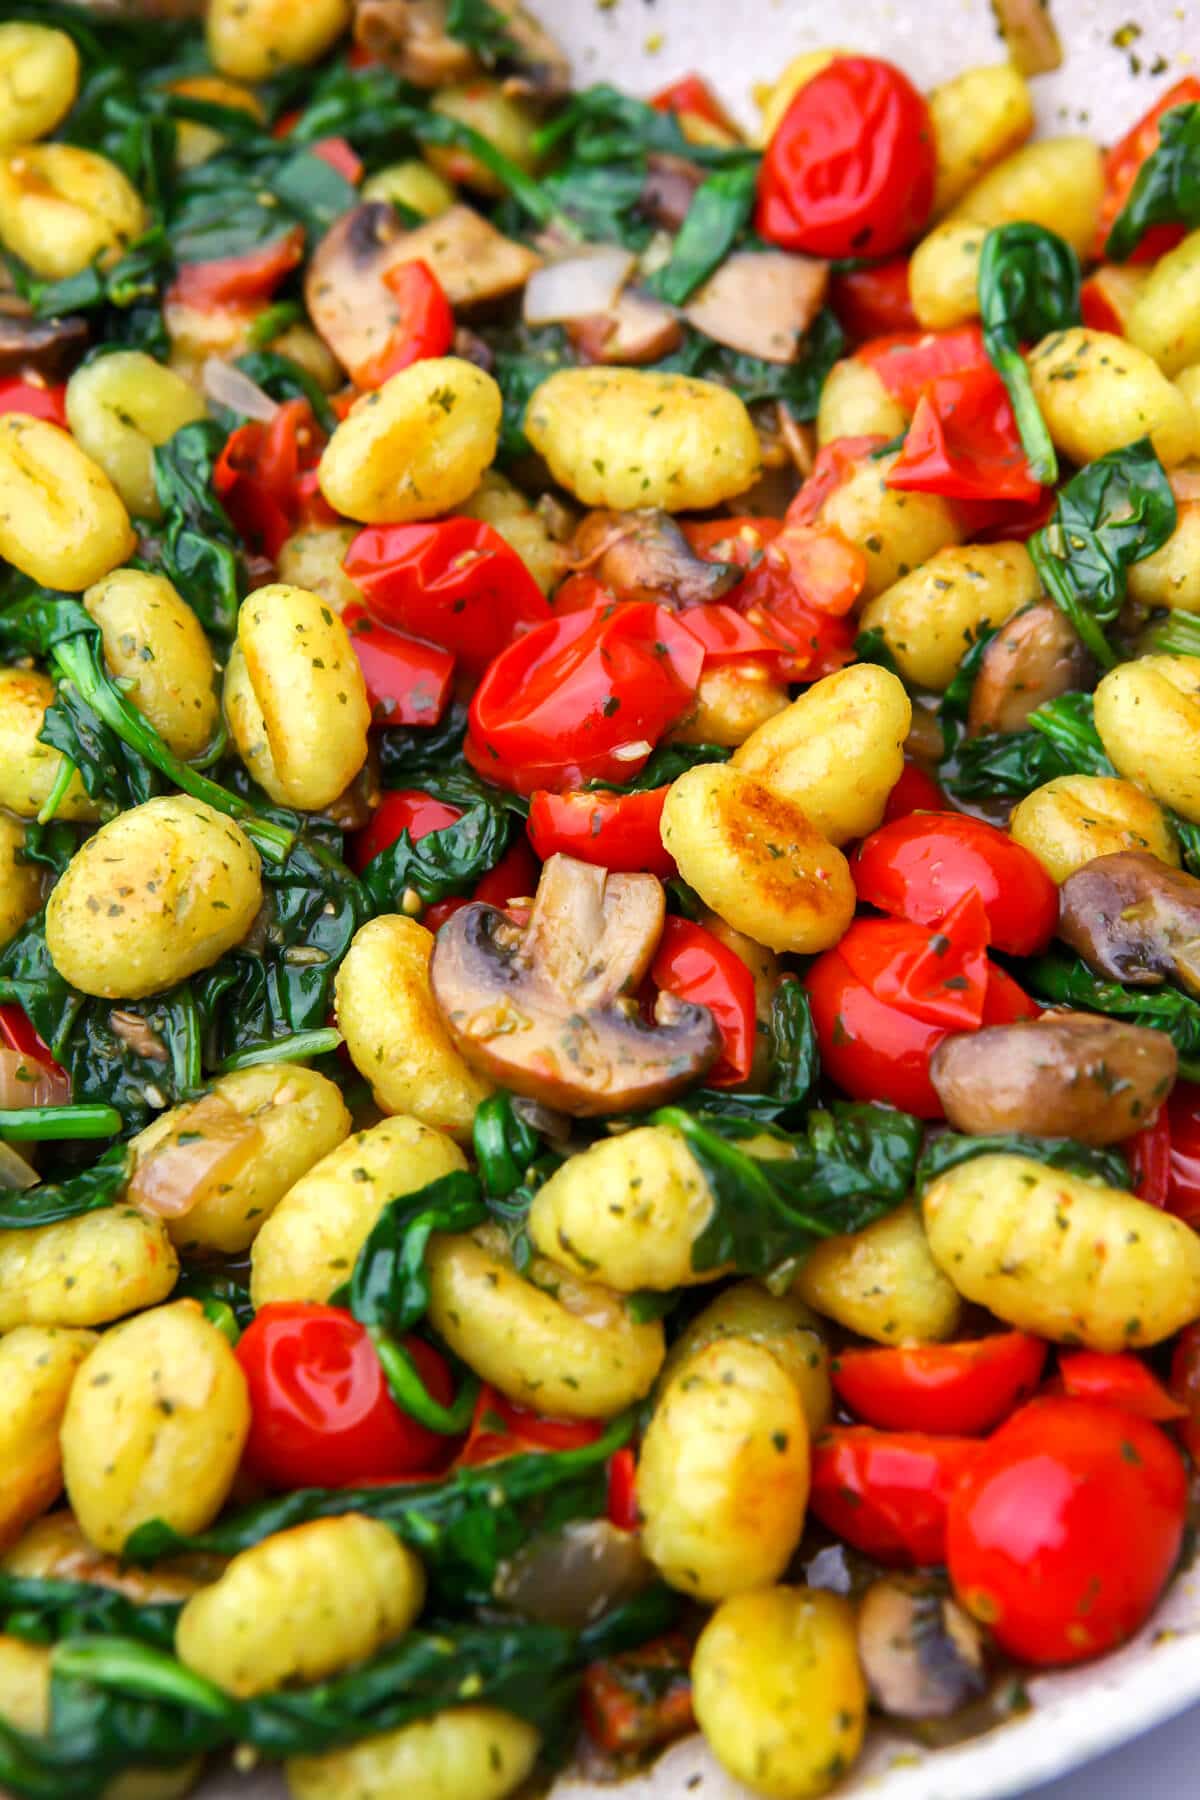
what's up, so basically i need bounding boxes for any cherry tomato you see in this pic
[423,837,542,933]
[1169,1323,1200,1462]
[357,259,455,389]
[1096,77,1200,263]
[350,789,462,875]
[344,518,549,675]
[1167,1080,1200,1228]
[650,917,756,1086]
[858,325,991,412]
[832,1333,1048,1437]
[651,72,739,137]
[465,602,703,795]
[0,376,67,427]
[947,1397,1188,1664]
[528,786,675,877]
[829,257,917,342]
[887,365,1041,505]
[1057,1351,1186,1423]
[676,602,785,664]
[169,227,305,309]
[455,1382,604,1467]
[683,517,858,680]
[882,761,947,822]
[606,1446,639,1532]
[757,56,936,259]
[342,604,455,729]
[786,436,891,526]
[0,1004,64,1075]
[236,1302,458,1488]
[213,397,328,560]
[809,1426,980,1565]
[851,812,1058,956]
[1124,1103,1171,1210]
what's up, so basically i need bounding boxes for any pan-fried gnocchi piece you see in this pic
[909,221,986,330]
[286,1706,541,1800]
[0,414,135,590]
[923,1154,1200,1350]
[251,1114,467,1307]
[207,0,352,80]
[666,1283,833,1438]
[0,813,44,946]
[276,526,365,614]
[0,144,146,279]
[65,353,207,518]
[318,357,502,524]
[692,1587,866,1800]
[0,668,100,821]
[224,584,371,810]
[733,663,911,844]
[0,23,80,149]
[426,81,541,196]
[947,136,1104,259]
[669,658,790,747]
[815,358,907,445]
[1028,328,1194,469]
[61,1300,250,1553]
[45,796,263,1000]
[2,1511,202,1603]
[1127,505,1200,612]
[335,915,494,1139]
[524,369,761,511]
[636,1337,811,1600]
[794,1204,963,1344]
[426,1225,664,1418]
[164,73,265,168]
[362,158,456,218]
[928,63,1034,216]
[460,472,568,595]
[0,1327,96,1550]
[127,1064,351,1257]
[1093,655,1200,823]
[1009,773,1180,883]
[1127,229,1200,376]
[0,1207,177,1332]
[810,449,963,599]
[529,1124,717,1291]
[661,764,857,954]
[83,569,219,760]
[857,544,1039,690]
[176,1515,425,1696]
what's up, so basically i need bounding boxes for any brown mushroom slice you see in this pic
[430,852,720,1115]
[966,603,1095,737]
[858,1578,987,1722]
[683,250,830,364]
[0,307,89,380]
[1058,851,1200,995]
[305,202,542,383]
[929,1013,1178,1146]
[568,508,740,605]
[566,290,684,366]
[353,0,476,86]
[640,154,706,231]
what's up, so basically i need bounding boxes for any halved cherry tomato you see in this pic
[851,812,1058,956]
[465,602,703,795]
[345,518,550,674]
[683,517,858,679]
[1169,1323,1200,1461]
[830,257,917,342]
[342,605,454,729]
[888,365,1041,505]
[0,376,67,427]
[422,836,541,933]
[882,761,947,822]
[832,1333,1048,1437]
[455,1382,604,1467]
[1057,1351,1186,1423]
[1124,1103,1171,1210]
[947,1396,1188,1664]
[552,572,614,614]
[169,227,305,309]
[213,397,329,560]
[651,72,739,137]
[581,1634,694,1756]
[528,786,675,877]
[809,1425,980,1565]
[786,437,890,526]
[769,522,867,617]
[650,917,756,1087]
[676,602,784,664]
[606,1446,639,1532]
[350,788,462,875]
[0,1004,63,1075]
[1096,77,1200,263]
[757,57,936,259]
[357,260,455,389]
[858,324,991,412]
[236,1302,459,1488]
[1166,1080,1200,1228]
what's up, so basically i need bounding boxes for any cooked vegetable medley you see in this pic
[4,6,1200,1797]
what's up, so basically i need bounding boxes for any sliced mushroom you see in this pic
[858,1578,987,1722]
[930,1013,1178,1146]
[682,250,829,364]
[966,603,1095,737]
[0,307,90,380]
[1059,851,1200,995]
[354,0,476,85]
[566,290,684,366]
[430,852,720,1114]
[305,201,541,383]
[490,0,571,99]
[568,508,740,605]
[640,153,706,232]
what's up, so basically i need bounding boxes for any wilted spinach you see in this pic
[914,1131,1131,1197]
[648,162,760,306]
[684,981,819,1123]
[1107,102,1200,260]
[361,795,513,909]
[1025,952,1200,1080]
[978,223,1081,485]
[0,1578,182,1653]
[0,1142,130,1232]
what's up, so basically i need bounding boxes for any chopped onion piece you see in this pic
[523,247,637,326]
[0,1049,70,1111]
[0,1140,38,1191]
[203,356,279,423]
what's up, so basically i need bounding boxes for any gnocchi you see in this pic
[0,414,135,590]
[66,353,207,520]
[1009,773,1181,883]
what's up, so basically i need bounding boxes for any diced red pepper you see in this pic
[357,260,455,390]
[0,376,67,427]
[343,605,455,729]
[169,227,305,309]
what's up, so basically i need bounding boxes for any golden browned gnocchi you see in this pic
[0,667,101,822]
[1093,654,1200,822]
[206,0,352,80]
[1028,328,1194,468]
[1128,229,1200,376]
[276,525,366,614]
[1009,773,1181,882]
[0,1206,177,1332]
[1126,504,1200,611]
[669,658,791,748]
[0,812,45,946]
[0,23,79,150]
[45,796,263,999]
[812,449,964,599]
[947,136,1105,258]
[61,1299,250,1552]
[426,81,541,196]
[83,569,219,760]
[286,1707,541,1800]
[65,353,207,520]
[0,1326,96,1549]
[665,1282,833,1438]
[928,63,1034,216]
[0,414,136,590]
[908,220,986,330]
[361,159,456,218]
[0,144,146,279]
[815,356,908,445]
[794,1204,963,1344]
[858,544,1039,690]
[460,472,568,595]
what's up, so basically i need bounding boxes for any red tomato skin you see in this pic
[0,378,68,427]
[650,917,757,1086]
[607,1446,639,1531]
[342,604,455,729]
[0,1004,63,1073]
[528,787,675,877]
[809,1426,980,1565]
[1124,1103,1171,1210]
[650,73,738,136]
[1169,1324,1200,1462]
[1057,1351,1187,1422]
[422,837,541,934]
[832,1334,1048,1436]
[236,1303,457,1488]
[757,57,936,259]
[947,1397,1188,1665]
[350,789,462,874]
[858,325,991,412]
[851,813,1058,955]
[455,1382,604,1467]
[1167,1080,1200,1228]
[683,516,858,680]
[1096,78,1200,262]
[882,761,947,822]
[887,365,1041,505]
[830,257,917,342]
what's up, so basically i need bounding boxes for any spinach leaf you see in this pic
[659,310,846,422]
[1026,691,1112,772]
[936,625,1000,760]
[684,981,819,1122]
[853,627,902,675]
[914,1131,1132,1197]
[0,1578,181,1653]
[1139,607,1200,659]
[0,1143,130,1232]
[378,706,469,784]
[653,1103,921,1277]
[535,159,651,247]
[171,1268,254,1340]
[447,0,517,60]
[362,798,512,910]
[491,324,578,460]
[1025,951,1200,1080]
[1029,437,1176,666]
[588,741,731,794]
[941,690,1111,800]
[473,1093,544,1199]
[1107,102,1200,261]
[648,162,760,306]
[978,223,1081,485]
[141,420,244,641]
[533,85,749,172]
